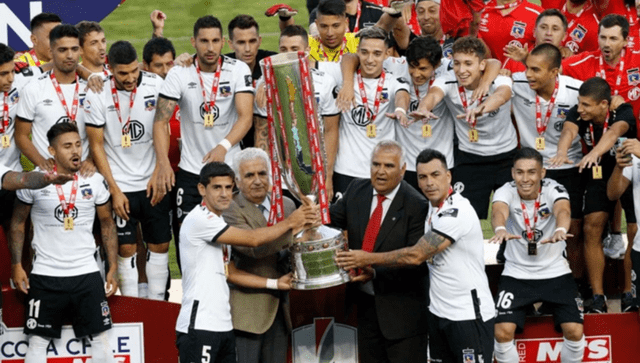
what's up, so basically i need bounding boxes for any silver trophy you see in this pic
[261,52,350,290]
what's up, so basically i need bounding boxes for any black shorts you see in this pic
[116,191,172,245]
[25,272,112,338]
[0,189,16,226]
[631,250,640,307]
[583,178,616,217]
[495,274,583,333]
[175,169,202,225]
[428,311,494,363]
[621,186,636,224]
[452,149,516,219]
[545,168,585,219]
[176,329,236,363]
[332,172,356,200]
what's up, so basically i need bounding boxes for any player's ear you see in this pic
[197,183,206,197]
[48,145,56,158]
[541,167,546,179]
[31,33,37,48]
[479,59,487,72]
[190,37,196,49]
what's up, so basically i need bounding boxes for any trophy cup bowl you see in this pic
[261,52,350,290]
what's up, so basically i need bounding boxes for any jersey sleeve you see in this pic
[16,187,34,204]
[93,175,111,206]
[491,182,513,205]
[319,75,340,116]
[15,81,38,122]
[0,165,10,190]
[431,206,468,243]
[234,61,254,94]
[83,88,106,127]
[431,73,450,94]
[623,158,635,181]
[394,75,410,95]
[158,66,185,101]
[565,105,580,127]
[192,213,230,245]
[317,62,343,87]
[547,180,570,203]
[493,75,513,90]
[612,104,637,134]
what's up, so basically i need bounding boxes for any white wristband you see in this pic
[555,227,568,234]
[219,138,232,151]
[88,72,103,81]
[394,107,406,115]
[494,226,507,233]
[266,278,279,290]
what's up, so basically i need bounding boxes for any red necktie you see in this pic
[362,194,386,252]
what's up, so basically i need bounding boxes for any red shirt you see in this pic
[562,49,640,131]
[169,106,181,172]
[541,0,563,9]
[562,2,601,54]
[592,0,640,49]
[502,57,526,73]
[440,0,485,37]
[479,1,544,63]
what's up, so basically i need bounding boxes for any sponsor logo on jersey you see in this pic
[124,120,145,142]
[628,86,640,101]
[438,208,458,218]
[199,103,220,123]
[627,68,640,86]
[489,109,499,117]
[81,187,93,200]
[566,40,579,54]
[26,318,37,330]
[511,21,526,39]
[570,24,587,41]
[521,228,543,242]
[453,182,465,193]
[43,99,53,106]
[188,82,198,89]
[553,120,564,132]
[409,99,419,113]
[55,116,71,124]
[245,75,253,87]
[54,205,78,223]
[219,85,232,97]
[397,77,409,84]
[144,99,156,111]
[351,105,369,126]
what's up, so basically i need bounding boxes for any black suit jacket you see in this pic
[330,179,429,340]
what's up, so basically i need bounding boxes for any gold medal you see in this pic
[422,124,432,138]
[535,137,545,150]
[121,134,131,148]
[592,165,603,179]
[64,216,74,231]
[224,263,229,277]
[204,113,214,128]
[468,129,478,142]
[366,124,377,138]
[1,135,9,148]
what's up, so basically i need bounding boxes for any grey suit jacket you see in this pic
[222,192,296,334]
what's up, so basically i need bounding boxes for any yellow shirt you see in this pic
[308,33,359,62]
[16,50,48,67]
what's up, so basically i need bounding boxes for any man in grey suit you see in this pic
[222,147,296,363]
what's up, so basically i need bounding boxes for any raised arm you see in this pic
[548,121,579,167]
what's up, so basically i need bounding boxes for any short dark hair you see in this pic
[0,44,15,66]
[317,0,347,17]
[31,13,61,31]
[536,9,568,30]
[228,15,259,40]
[529,43,562,70]
[108,41,137,67]
[281,25,308,41]
[452,36,485,60]
[143,37,176,64]
[579,77,612,104]
[49,24,79,46]
[600,14,629,39]
[199,162,235,186]
[358,26,391,48]
[406,36,442,68]
[513,147,543,167]
[416,148,448,171]
[193,15,223,39]
[47,122,79,145]
[75,21,103,47]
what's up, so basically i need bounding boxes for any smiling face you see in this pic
[408,58,437,87]
[577,94,609,122]
[415,0,441,37]
[512,158,545,200]
[315,13,349,49]
[452,51,485,89]
[357,38,387,78]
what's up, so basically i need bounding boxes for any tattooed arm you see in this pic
[97,201,119,297]
[1,170,74,191]
[150,96,177,206]
[10,200,32,294]
[335,230,452,269]
[254,115,269,152]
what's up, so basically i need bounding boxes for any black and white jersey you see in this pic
[512,73,583,169]
[427,192,496,322]
[384,57,455,170]
[176,205,233,333]
[432,73,516,156]
[492,178,572,279]
[622,156,640,252]
[159,56,254,174]
[84,72,163,192]
[15,70,90,161]
[16,171,110,277]
[0,163,10,186]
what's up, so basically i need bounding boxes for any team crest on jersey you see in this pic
[219,85,232,97]
[54,205,78,223]
[629,87,640,101]
[510,21,526,39]
[556,107,569,119]
[245,75,252,87]
[81,187,93,200]
[79,96,86,108]
[379,90,389,103]
[101,301,110,317]
[9,91,19,104]
[570,24,587,41]
[627,68,640,86]
[463,349,475,363]
[443,47,453,59]
[84,100,91,113]
[583,131,593,146]
[315,96,321,105]
[144,99,156,111]
[538,206,551,220]
[199,103,220,123]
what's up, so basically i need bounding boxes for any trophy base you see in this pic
[290,225,351,290]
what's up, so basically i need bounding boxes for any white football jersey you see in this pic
[17,171,110,277]
[622,156,640,252]
[0,163,10,187]
[159,56,254,175]
[427,192,496,322]
[84,72,163,192]
[384,57,455,170]
[15,70,90,161]
[177,205,233,333]
[432,73,517,156]
[511,73,583,169]
[333,69,410,178]
[492,178,572,279]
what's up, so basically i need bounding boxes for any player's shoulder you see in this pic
[559,74,582,92]
[522,1,543,14]
[563,50,598,67]
[439,192,472,218]
[139,70,163,88]
[495,181,517,199]
[81,172,107,187]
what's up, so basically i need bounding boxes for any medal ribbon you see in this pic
[535,77,559,136]
[353,1,362,33]
[195,57,223,115]
[29,49,41,67]
[520,187,542,243]
[1,92,8,134]
[458,85,483,129]
[53,165,79,216]
[357,69,386,125]
[50,71,80,122]
[486,0,523,11]
[319,37,347,62]
[588,110,609,146]
[109,76,137,135]
[598,48,625,96]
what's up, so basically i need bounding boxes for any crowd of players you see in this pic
[3,0,640,362]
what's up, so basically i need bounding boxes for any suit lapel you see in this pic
[356,183,374,249]
[373,183,406,252]
[235,192,268,228]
